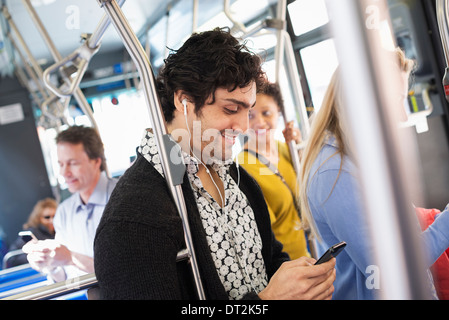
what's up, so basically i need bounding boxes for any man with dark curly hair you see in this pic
[94,28,335,300]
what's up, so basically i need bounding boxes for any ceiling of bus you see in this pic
[3,0,176,63]
[2,0,277,69]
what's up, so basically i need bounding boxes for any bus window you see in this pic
[288,0,329,36]
[300,39,339,112]
[58,90,151,179]
[261,59,296,141]
[90,90,150,177]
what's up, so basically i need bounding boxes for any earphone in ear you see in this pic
[182,97,222,205]
[182,99,188,116]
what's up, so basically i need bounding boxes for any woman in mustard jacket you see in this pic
[238,82,309,260]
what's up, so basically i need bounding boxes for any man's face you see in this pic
[57,142,101,194]
[189,82,257,163]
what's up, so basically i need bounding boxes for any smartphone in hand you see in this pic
[314,241,346,265]
[18,231,38,243]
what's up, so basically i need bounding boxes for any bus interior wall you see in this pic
[390,0,449,210]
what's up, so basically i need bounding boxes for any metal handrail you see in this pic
[42,42,100,98]
[0,263,35,278]
[1,5,67,121]
[272,0,314,256]
[3,0,205,300]
[325,0,430,299]
[21,0,99,131]
[1,249,23,269]
[20,0,119,177]
[282,30,311,141]
[2,273,97,300]
[224,0,247,35]
[41,0,125,98]
[273,0,302,179]
[98,0,206,299]
[231,1,310,174]
[226,0,314,255]
[437,0,449,67]
[2,249,191,300]
[436,0,449,102]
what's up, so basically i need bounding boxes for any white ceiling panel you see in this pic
[4,0,168,64]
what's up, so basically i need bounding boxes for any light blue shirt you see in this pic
[53,171,118,278]
[307,135,449,300]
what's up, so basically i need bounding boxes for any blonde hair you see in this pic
[299,48,415,240]
[395,47,416,74]
[299,69,345,240]
[23,198,57,229]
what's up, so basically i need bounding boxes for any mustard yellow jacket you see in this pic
[238,142,309,260]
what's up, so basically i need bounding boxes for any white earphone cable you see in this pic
[183,99,225,208]
[183,99,258,293]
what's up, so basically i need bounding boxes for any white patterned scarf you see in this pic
[138,130,268,299]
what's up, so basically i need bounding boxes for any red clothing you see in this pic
[416,207,449,300]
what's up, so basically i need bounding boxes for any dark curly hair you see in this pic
[156,27,266,123]
[258,82,285,114]
[56,125,106,172]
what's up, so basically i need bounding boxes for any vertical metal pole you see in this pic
[86,0,126,50]
[436,0,449,102]
[274,0,286,84]
[224,0,247,34]
[282,32,311,140]
[21,0,114,177]
[273,0,300,176]
[273,0,310,143]
[192,0,198,33]
[325,0,430,299]
[273,1,316,256]
[98,0,206,300]
[437,0,449,66]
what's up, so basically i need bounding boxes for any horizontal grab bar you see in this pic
[2,248,191,300]
[2,273,97,300]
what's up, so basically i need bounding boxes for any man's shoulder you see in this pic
[103,154,174,218]
[106,176,119,194]
[114,154,165,191]
[57,192,79,210]
[53,192,80,227]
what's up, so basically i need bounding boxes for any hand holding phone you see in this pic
[314,241,346,265]
[18,231,38,243]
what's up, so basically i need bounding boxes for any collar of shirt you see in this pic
[138,129,234,178]
[138,129,268,299]
[74,171,110,213]
[324,131,338,148]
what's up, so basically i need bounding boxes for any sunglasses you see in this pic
[43,215,54,220]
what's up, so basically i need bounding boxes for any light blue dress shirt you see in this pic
[53,171,118,278]
[307,134,449,299]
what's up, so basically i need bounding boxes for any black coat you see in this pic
[94,153,289,300]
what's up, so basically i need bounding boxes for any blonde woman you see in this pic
[299,48,449,299]
[23,198,57,236]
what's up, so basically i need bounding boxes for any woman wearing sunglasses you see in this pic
[6,198,57,268]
